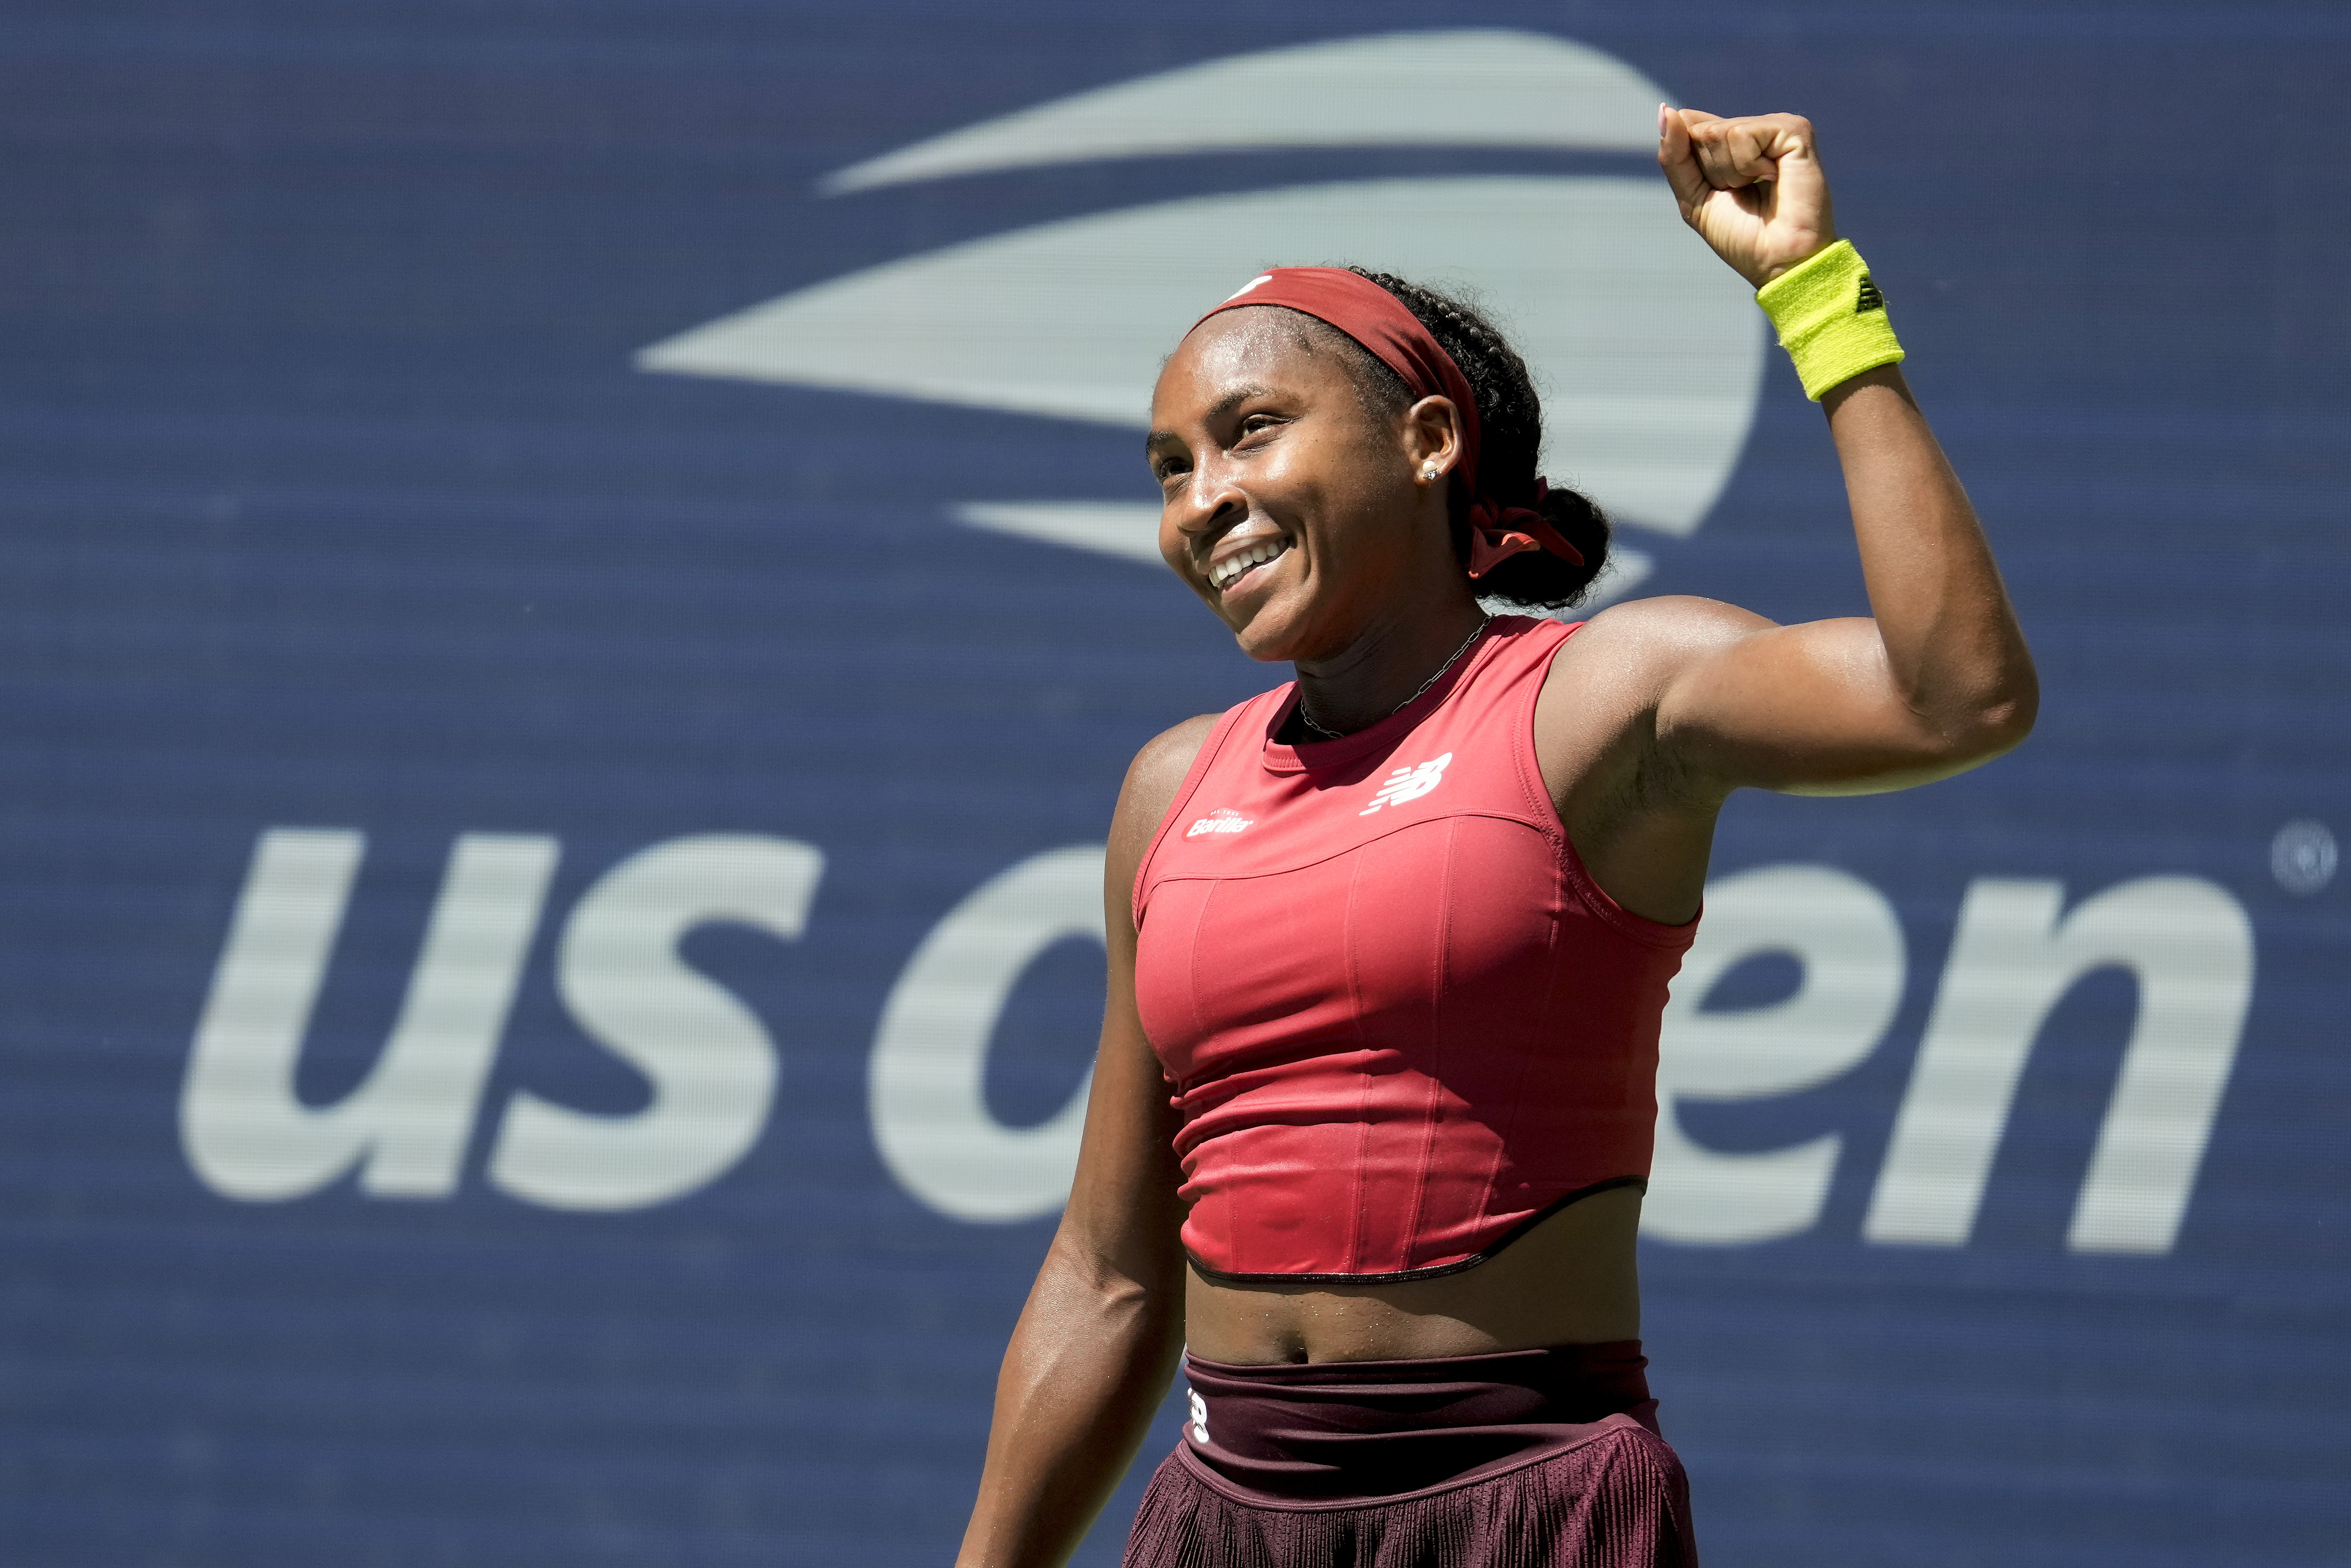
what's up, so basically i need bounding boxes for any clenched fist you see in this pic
[1657,106,1838,290]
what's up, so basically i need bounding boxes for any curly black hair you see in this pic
[1335,269,1611,611]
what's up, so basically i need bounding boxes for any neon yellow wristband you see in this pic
[1755,239,1905,400]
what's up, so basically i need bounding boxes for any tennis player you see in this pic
[953,105,2036,1568]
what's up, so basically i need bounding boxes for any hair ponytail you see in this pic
[1464,483,1610,610]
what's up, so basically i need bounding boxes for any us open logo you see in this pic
[633,29,1767,603]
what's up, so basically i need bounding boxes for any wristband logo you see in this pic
[633,30,1765,604]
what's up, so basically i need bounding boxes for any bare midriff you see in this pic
[1180,1185,1643,1365]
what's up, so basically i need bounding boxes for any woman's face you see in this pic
[1147,309,1461,664]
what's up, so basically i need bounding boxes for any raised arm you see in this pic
[1639,107,2037,796]
[952,718,1209,1568]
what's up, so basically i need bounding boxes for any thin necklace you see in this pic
[1297,615,1491,742]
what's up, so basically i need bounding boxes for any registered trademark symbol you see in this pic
[2270,819,2337,895]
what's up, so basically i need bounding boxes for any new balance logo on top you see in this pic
[1188,1387,1212,1445]
[1856,274,1885,313]
[1186,808,1254,839]
[1361,752,1455,815]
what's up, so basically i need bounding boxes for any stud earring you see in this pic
[1421,463,1439,481]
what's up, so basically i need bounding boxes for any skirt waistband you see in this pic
[1178,1341,1656,1506]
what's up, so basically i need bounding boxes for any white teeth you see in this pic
[1211,540,1287,589]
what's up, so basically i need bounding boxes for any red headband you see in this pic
[1192,267,1583,578]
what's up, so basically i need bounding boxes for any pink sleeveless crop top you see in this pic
[1132,616,1698,1283]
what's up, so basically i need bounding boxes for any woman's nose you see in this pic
[1174,462,1245,540]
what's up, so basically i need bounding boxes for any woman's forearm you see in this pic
[1825,364,2038,751]
[954,1231,1185,1568]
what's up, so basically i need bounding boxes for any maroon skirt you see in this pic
[1122,1342,1696,1568]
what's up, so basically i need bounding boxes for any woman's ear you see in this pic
[1402,395,1467,482]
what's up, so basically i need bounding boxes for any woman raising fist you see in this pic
[956,106,2035,1568]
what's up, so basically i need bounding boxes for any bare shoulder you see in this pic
[1124,713,1220,803]
[1552,594,1777,700]
[1571,594,1776,662]
[1106,713,1222,885]
[1532,597,1782,819]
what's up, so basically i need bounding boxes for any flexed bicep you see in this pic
[1655,606,2023,797]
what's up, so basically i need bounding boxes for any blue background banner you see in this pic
[2,4,2345,1564]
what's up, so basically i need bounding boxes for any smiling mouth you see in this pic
[1209,537,1290,593]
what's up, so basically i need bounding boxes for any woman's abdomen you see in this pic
[1180,1182,1645,1365]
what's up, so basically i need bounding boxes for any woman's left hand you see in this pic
[1657,106,1837,288]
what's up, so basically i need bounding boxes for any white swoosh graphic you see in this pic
[821,30,1667,194]
[638,176,1762,540]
